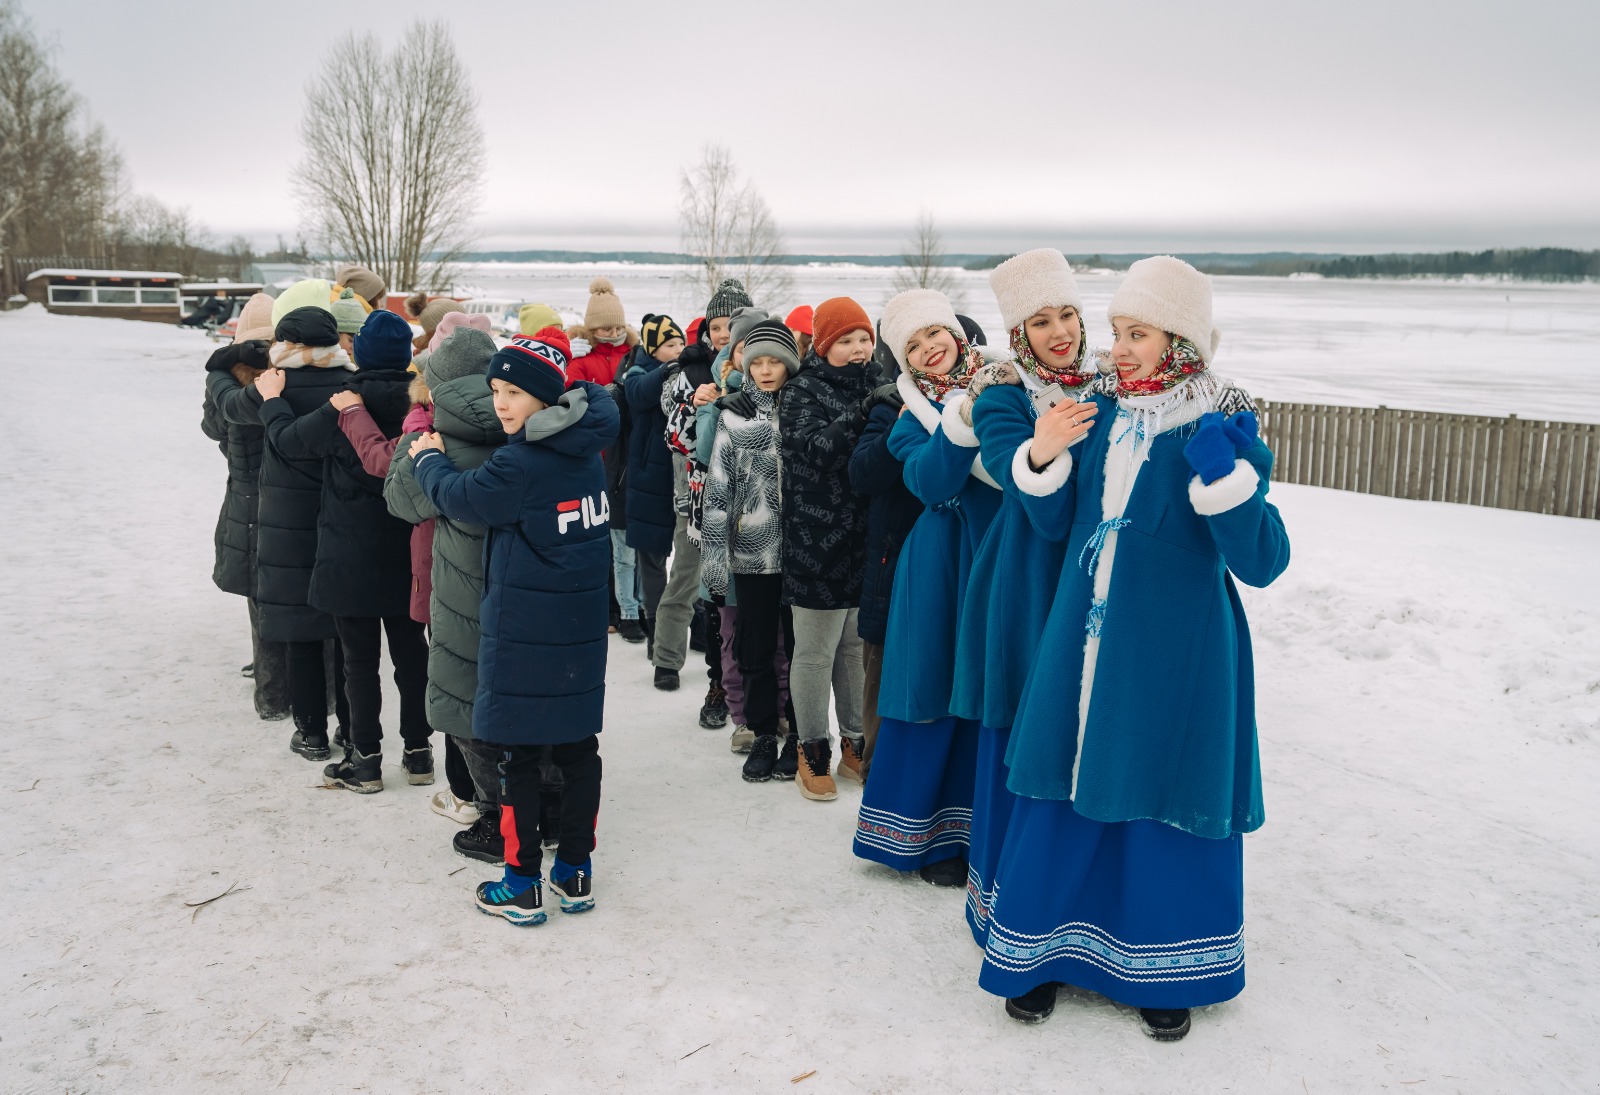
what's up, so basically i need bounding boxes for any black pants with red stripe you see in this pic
[498,735,601,879]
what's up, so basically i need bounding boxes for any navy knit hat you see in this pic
[488,327,570,405]
[353,310,415,370]
[705,278,754,320]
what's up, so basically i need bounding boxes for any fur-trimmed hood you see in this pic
[564,323,640,349]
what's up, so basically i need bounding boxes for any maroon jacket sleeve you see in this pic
[338,405,399,479]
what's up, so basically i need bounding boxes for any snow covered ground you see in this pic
[454,262,1600,424]
[2,306,1597,1094]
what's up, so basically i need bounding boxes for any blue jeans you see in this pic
[611,529,641,620]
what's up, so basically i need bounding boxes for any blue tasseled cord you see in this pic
[1085,597,1108,638]
[1078,517,1130,577]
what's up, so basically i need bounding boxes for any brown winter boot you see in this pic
[837,737,865,783]
[796,739,837,801]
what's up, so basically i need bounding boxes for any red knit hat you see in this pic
[785,304,814,336]
[686,316,706,346]
[812,297,873,357]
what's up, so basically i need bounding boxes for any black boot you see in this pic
[1139,1008,1192,1041]
[654,667,680,691]
[322,748,383,793]
[698,685,729,729]
[773,732,799,781]
[919,855,969,888]
[402,744,435,786]
[618,618,646,644]
[1005,983,1059,1024]
[453,810,505,864]
[290,720,331,762]
[741,734,779,782]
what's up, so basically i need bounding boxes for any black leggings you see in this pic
[334,614,432,754]
[285,638,349,735]
[732,573,795,736]
[498,736,601,878]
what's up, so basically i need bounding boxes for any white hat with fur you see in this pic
[989,248,1085,333]
[1107,255,1221,363]
[881,289,962,371]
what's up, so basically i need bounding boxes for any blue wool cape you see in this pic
[876,377,1001,724]
[1006,393,1290,838]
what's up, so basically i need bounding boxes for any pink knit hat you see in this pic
[428,310,494,354]
[234,292,276,343]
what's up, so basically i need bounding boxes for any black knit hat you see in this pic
[640,313,685,357]
[705,278,754,320]
[275,305,339,347]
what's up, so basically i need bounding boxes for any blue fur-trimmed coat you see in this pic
[950,378,1070,728]
[1004,389,1290,838]
[412,382,619,745]
[876,373,1002,724]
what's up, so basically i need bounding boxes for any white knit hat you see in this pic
[881,289,962,371]
[989,248,1084,333]
[1107,255,1221,363]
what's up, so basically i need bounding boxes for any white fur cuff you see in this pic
[1188,459,1260,515]
[1011,440,1073,497]
[940,394,979,447]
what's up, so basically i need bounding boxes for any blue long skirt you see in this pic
[853,715,977,871]
[979,796,1246,1009]
[965,723,1016,946]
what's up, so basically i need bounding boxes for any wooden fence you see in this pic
[1255,400,1599,520]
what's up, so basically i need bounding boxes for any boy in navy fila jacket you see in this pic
[410,327,619,925]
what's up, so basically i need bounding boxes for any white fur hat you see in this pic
[989,248,1084,333]
[1107,255,1221,363]
[881,289,962,371]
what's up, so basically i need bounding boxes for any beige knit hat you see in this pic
[989,248,1085,333]
[881,289,962,372]
[1107,256,1221,363]
[334,264,387,309]
[583,277,626,329]
[416,297,466,336]
[234,292,276,343]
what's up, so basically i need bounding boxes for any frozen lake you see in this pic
[453,263,1600,424]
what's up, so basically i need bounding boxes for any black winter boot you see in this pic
[654,667,680,691]
[1139,1008,1192,1041]
[290,721,331,762]
[618,618,646,644]
[773,733,799,781]
[919,855,969,888]
[1005,983,1059,1024]
[402,745,435,786]
[454,811,505,864]
[698,685,729,729]
[322,748,383,793]
[742,734,779,782]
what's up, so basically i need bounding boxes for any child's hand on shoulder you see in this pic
[254,367,286,400]
[693,382,719,407]
[409,431,445,457]
[330,390,363,411]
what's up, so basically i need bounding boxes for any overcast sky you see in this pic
[22,0,1600,254]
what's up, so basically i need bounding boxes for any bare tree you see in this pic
[295,20,483,292]
[0,0,121,291]
[890,210,964,308]
[678,144,792,308]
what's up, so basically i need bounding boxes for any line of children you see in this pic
[202,260,1289,1030]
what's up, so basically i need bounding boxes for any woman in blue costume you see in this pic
[852,290,1001,886]
[950,249,1101,943]
[979,257,1290,1041]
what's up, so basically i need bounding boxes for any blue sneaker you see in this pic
[474,874,546,926]
[548,860,595,914]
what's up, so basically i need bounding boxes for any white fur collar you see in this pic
[895,372,999,490]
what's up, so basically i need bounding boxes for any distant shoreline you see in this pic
[447,248,1600,284]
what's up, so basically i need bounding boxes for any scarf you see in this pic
[268,341,355,372]
[595,330,628,346]
[1009,319,1093,390]
[907,328,983,403]
[1114,335,1206,397]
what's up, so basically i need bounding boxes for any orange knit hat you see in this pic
[811,297,872,358]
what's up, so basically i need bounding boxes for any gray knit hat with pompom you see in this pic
[425,327,498,387]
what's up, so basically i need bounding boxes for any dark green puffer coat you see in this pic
[384,373,506,737]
